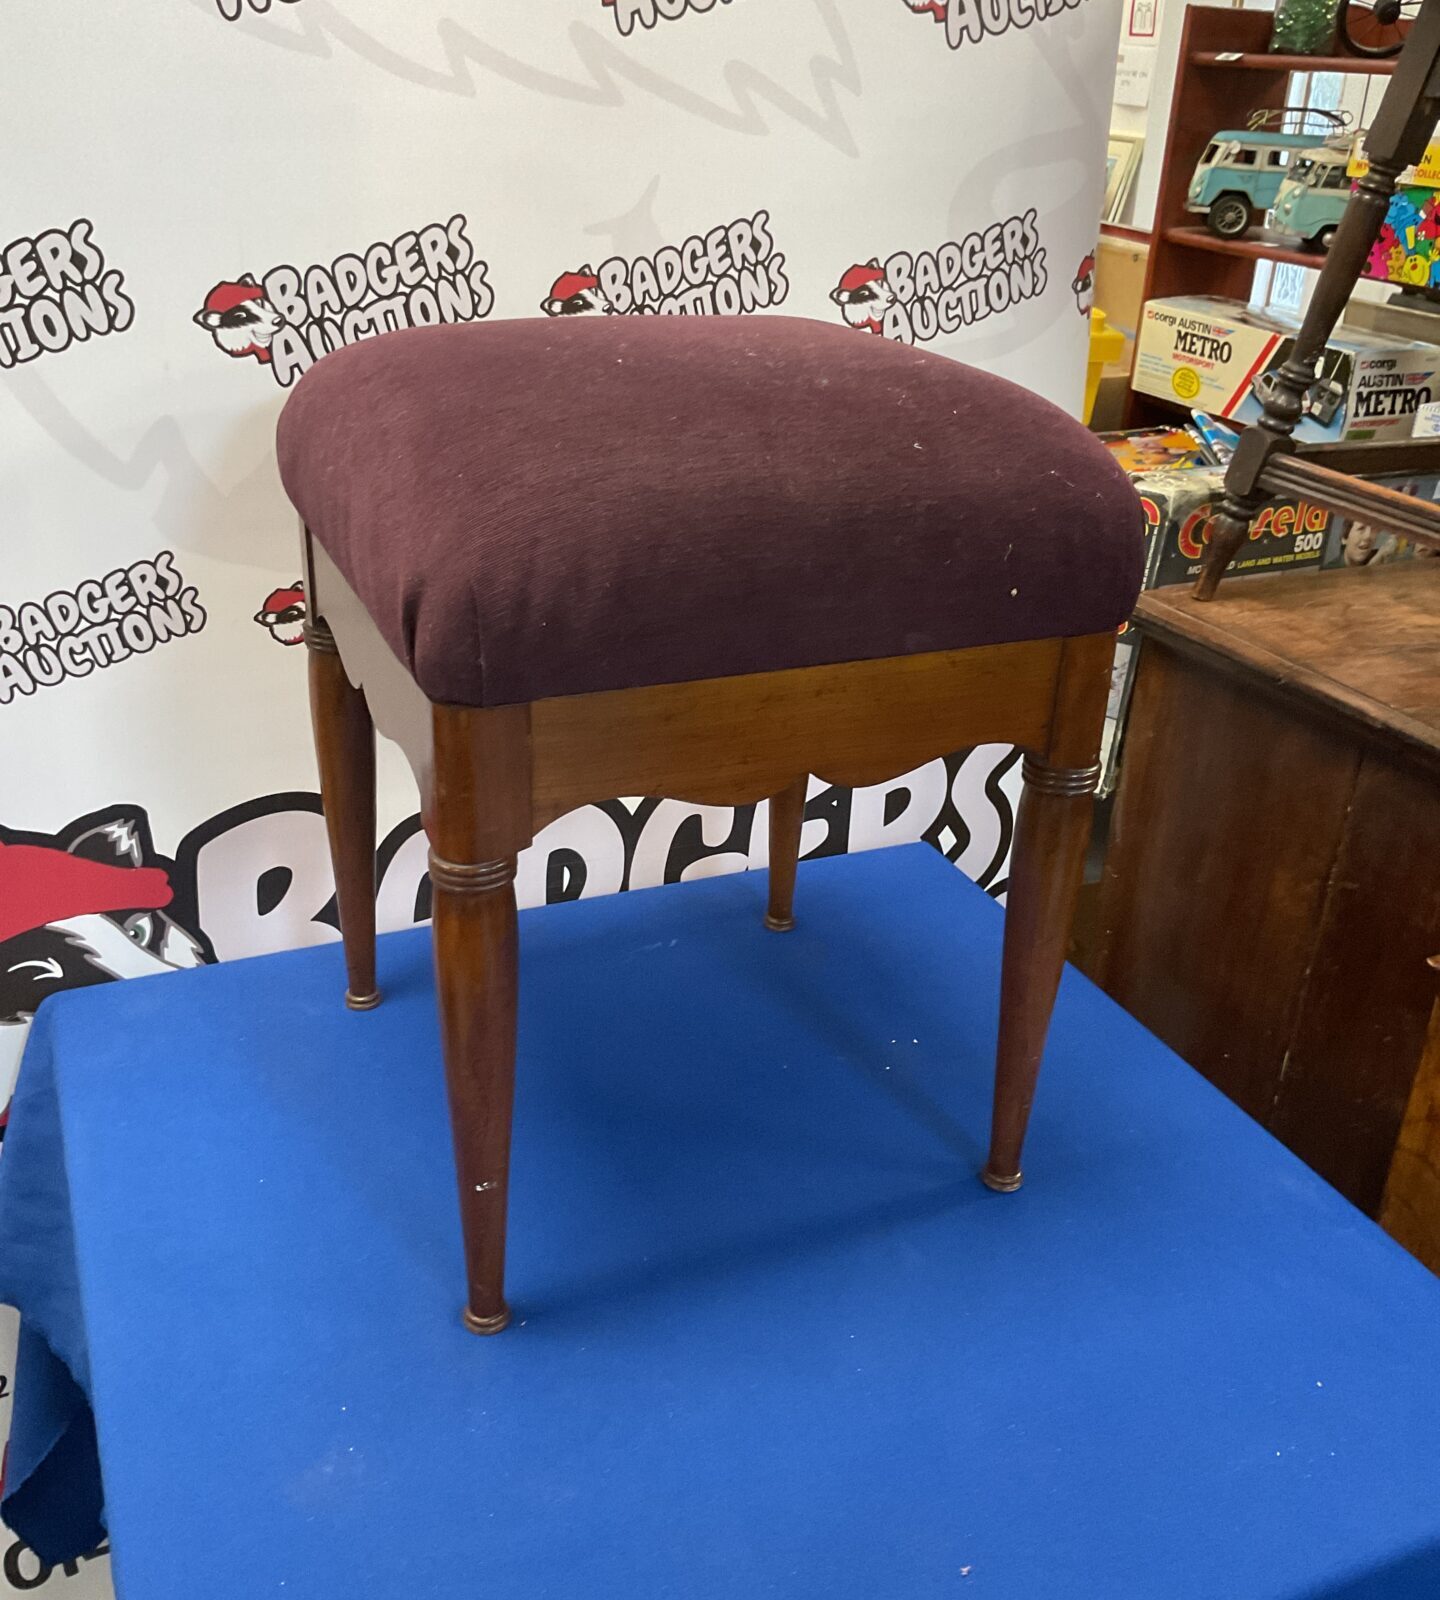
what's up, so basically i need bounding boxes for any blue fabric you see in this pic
[2,844,1440,1599]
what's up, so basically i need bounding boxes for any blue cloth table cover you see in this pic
[2,846,1440,1599]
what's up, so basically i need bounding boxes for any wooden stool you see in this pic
[278,317,1142,1333]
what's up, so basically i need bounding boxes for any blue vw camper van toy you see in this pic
[1187,108,1350,240]
[1269,143,1356,251]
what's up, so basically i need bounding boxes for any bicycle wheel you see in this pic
[1340,0,1422,58]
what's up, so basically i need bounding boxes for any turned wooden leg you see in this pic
[306,619,379,1010]
[981,754,1099,1191]
[430,853,519,1334]
[427,701,532,1335]
[764,776,807,932]
[982,631,1111,1192]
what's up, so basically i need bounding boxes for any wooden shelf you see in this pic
[1122,6,1408,427]
[1162,225,1327,270]
[1190,50,1397,75]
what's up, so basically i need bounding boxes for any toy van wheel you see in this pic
[1314,225,1338,252]
[1206,194,1252,240]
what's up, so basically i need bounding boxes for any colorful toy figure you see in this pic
[1365,181,1440,296]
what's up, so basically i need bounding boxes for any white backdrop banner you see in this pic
[1,0,1119,1587]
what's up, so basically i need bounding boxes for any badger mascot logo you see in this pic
[830,261,896,335]
[194,274,288,363]
[1072,253,1096,316]
[541,267,616,317]
[905,0,948,20]
[254,582,307,646]
[0,810,213,1129]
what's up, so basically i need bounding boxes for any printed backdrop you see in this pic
[1,0,1120,1588]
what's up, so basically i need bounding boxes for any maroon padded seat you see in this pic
[277,316,1143,709]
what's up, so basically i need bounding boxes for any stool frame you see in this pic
[302,532,1114,1334]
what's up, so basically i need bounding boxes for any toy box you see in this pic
[1322,473,1440,569]
[1133,295,1440,442]
[1351,141,1440,293]
[1095,424,1211,476]
[1097,467,1333,795]
[1137,466,1332,587]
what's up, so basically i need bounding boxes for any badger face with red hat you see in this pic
[194,274,287,362]
[0,813,209,1024]
[0,810,211,1124]
[830,260,896,335]
[1072,253,1096,316]
[541,267,616,318]
[254,582,307,647]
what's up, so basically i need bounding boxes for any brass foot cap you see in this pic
[462,1305,512,1336]
[764,913,796,933]
[345,989,382,1011]
[981,1168,1023,1194]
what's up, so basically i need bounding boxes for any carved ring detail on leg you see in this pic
[428,854,518,893]
[1019,756,1101,797]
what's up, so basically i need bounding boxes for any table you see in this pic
[1093,563,1440,1223]
[4,845,1440,1599]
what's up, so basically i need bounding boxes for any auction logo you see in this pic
[194,215,495,387]
[0,552,206,706]
[253,582,307,647]
[0,219,134,369]
[902,0,1090,49]
[542,210,787,318]
[602,0,733,36]
[830,210,1047,345]
[216,0,303,16]
[1072,252,1095,315]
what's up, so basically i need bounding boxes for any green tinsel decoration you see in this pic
[1271,0,1339,55]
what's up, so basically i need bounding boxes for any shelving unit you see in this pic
[1160,224,1333,269]
[1190,49,1397,75]
[1126,6,1396,425]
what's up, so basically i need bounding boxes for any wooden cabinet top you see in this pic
[1134,565,1440,767]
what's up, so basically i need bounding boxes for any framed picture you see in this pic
[1128,0,1157,37]
[1105,132,1144,223]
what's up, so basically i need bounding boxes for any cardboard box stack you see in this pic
[1133,296,1440,443]
[1095,424,1334,794]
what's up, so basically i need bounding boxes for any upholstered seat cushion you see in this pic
[277,317,1142,708]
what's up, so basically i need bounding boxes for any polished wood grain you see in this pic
[1299,437,1440,479]
[426,707,532,1334]
[764,776,808,933]
[983,634,1113,1190]
[1095,638,1358,1128]
[1259,454,1440,551]
[1381,982,1440,1275]
[310,612,1118,1329]
[1132,566,1440,774]
[526,638,1062,831]
[1095,567,1440,1223]
[306,619,380,1010]
[1272,756,1440,1210]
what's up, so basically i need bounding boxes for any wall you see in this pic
[0,1,1122,1589]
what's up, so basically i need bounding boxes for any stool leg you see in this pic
[764,776,807,932]
[306,619,379,1010]
[981,754,1099,1192]
[430,853,518,1334]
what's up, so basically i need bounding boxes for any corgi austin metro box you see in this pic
[1133,295,1440,443]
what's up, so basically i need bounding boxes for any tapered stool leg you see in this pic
[430,853,519,1333]
[306,619,379,1010]
[764,776,808,932]
[981,754,1099,1191]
